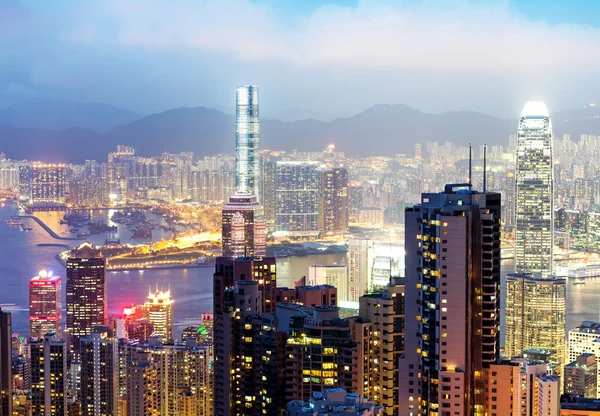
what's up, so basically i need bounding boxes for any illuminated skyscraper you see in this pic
[235,85,260,196]
[515,101,554,275]
[320,167,348,234]
[504,273,566,377]
[144,288,174,342]
[29,269,62,338]
[347,239,374,302]
[29,162,66,207]
[221,195,266,258]
[29,332,67,415]
[399,184,502,415]
[66,242,107,355]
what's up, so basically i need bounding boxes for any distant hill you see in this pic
[0,99,141,132]
[2,103,600,162]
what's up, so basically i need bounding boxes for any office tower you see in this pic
[213,256,276,315]
[80,327,118,415]
[262,160,276,231]
[308,265,347,302]
[275,161,321,238]
[66,242,107,355]
[235,85,260,196]
[29,332,67,415]
[564,354,597,398]
[515,101,554,275]
[504,273,566,376]
[567,321,600,398]
[285,306,360,403]
[415,143,422,160]
[399,183,502,415]
[214,280,263,416]
[143,288,174,342]
[321,167,348,234]
[347,239,374,302]
[29,269,62,338]
[286,388,383,416]
[350,277,405,415]
[221,194,266,257]
[29,162,67,207]
[0,309,12,416]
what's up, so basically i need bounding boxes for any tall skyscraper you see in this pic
[29,269,62,338]
[0,309,12,416]
[66,242,107,355]
[29,332,67,415]
[221,85,266,257]
[347,239,374,302]
[80,327,118,416]
[505,273,566,376]
[275,161,321,238]
[29,162,67,208]
[320,167,349,234]
[235,85,261,196]
[143,288,174,342]
[399,183,502,415]
[515,101,554,275]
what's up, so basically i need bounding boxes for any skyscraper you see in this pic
[221,86,266,257]
[321,167,349,234]
[399,183,502,415]
[80,327,118,416]
[29,162,67,208]
[515,101,554,275]
[235,85,260,196]
[347,239,374,302]
[143,288,174,342]
[29,269,62,338]
[504,273,566,376]
[66,242,107,355]
[0,309,12,416]
[275,161,321,238]
[29,332,67,415]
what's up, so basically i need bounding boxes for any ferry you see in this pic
[573,277,586,285]
[5,218,21,227]
[20,224,33,231]
[568,264,600,280]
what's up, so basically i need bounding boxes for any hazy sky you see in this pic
[2,0,600,120]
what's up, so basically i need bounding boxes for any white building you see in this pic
[347,239,374,302]
[308,265,347,302]
[515,101,554,275]
[568,321,600,398]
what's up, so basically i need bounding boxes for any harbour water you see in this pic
[1,202,599,340]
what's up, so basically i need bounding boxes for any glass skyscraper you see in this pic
[515,101,554,275]
[235,85,260,196]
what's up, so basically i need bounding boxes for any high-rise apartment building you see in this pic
[308,265,347,302]
[143,288,174,342]
[399,183,502,415]
[29,332,67,415]
[262,160,276,231]
[29,162,66,207]
[235,85,261,197]
[504,273,566,377]
[564,354,597,398]
[80,327,118,416]
[275,161,321,238]
[347,239,374,302]
[567,321,600,398]
[66,242,107,355]
[515,101,554,275]
[350,277,405,415]
[321,167,348,234]
[29,269,62,338]
[0,309,12,416]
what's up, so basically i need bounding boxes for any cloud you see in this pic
[56,0,600,73]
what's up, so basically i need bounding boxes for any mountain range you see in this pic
[1,100,599,162]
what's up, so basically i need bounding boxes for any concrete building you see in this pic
[399,183,502,415]
[320,167,349,234]
[347,239,374,302]
[80,327,118,416]
[66,242,107,356]
[29,332,67,416]
[221,194,266,258]
[287,388,384,416]
[0,309,11,416]
[564,353,597,398]
[308,265,347,302]
[29,269,62,339]
[350,277,404,415]
[561,396,600,415]
[505,273,566,379]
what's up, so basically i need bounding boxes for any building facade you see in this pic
[235,85,261,197]
[29,333,67,415]
[29,269,62,338]
[515,101,554,275]
[0,309,11,416]
[143,289,174,342]
[321,168,349,234]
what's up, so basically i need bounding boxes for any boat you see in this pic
[569,264,600,279]
[573,277,586,285]
[5,219,21,227]
[20,224,33,231]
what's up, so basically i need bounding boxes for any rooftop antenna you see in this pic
[468,143,472,185]
[483,144,487,193]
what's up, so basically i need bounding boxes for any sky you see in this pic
[2,0,600,120]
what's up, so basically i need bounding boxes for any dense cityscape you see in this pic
[1,82,600,416]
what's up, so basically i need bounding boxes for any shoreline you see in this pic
[15,215,83,241]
